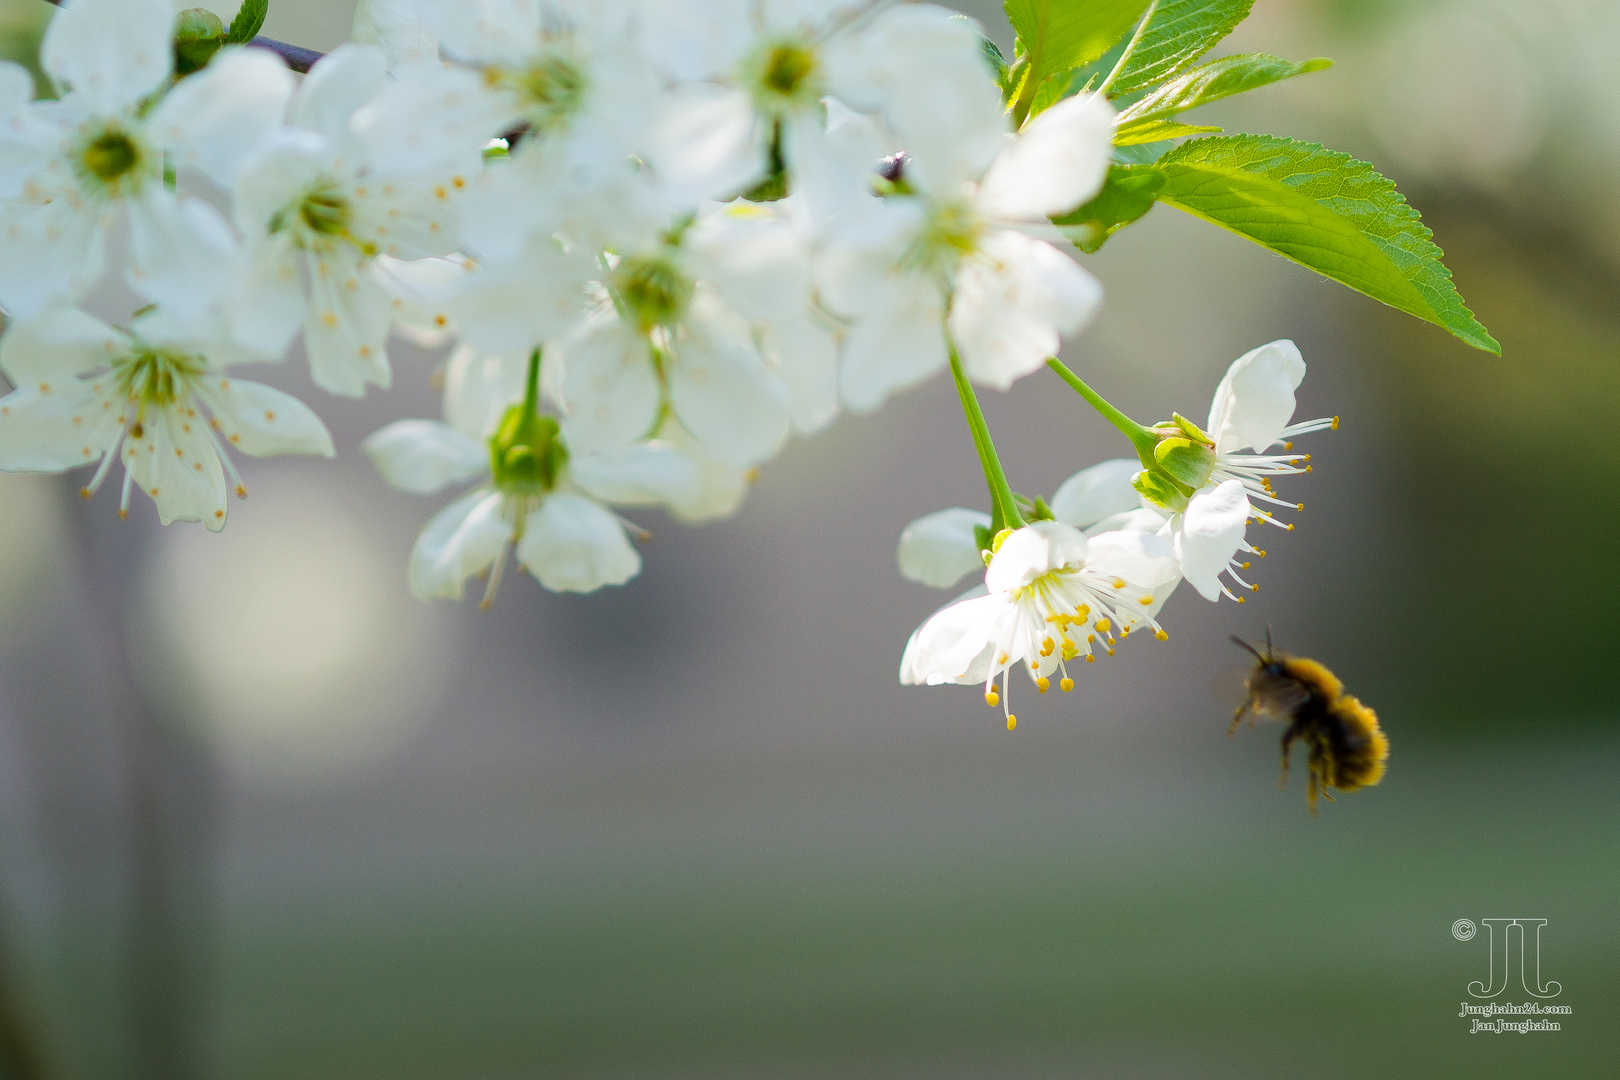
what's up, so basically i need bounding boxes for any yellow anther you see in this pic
[997,652,1009,664]
[1305,465,1313,472]
[1251,583,1259,592]
[1283,441,1293,450]
[1060,677,1074,692]
[1241,562,1250,569]
[1040,637,1054,656]
[1285,523,1294,531]
[1094,619,1110,633]
[1296,503,1304,511]
[1154,629,1168,641]
[1075,604,1090,619]
[1256,549,1266,557]
[1331,416,1339,429]
[1085,654,1095,663]
[1007,715,1017,731]
[1061,640,1078,660]
[1138,595,1153,606]
[1106,648,1115,656]
[985,691,999,707]
[1236,596,1246,603]
[1112,577,1125,589]
[1030,660,1039,671]
[1036,677,1049,693]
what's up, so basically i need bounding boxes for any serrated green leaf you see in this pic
[1117,54,1331,128]
[1154,135,1498,353]
[1006,0,1151,122]
[1113,119,1221,146]
[225,0,268,45]
[1052,166,1165,253]
[1111,0,1253,97]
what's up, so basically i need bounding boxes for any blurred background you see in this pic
[0,0,1616,1077]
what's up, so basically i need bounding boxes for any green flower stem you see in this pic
[522,346,542,417]
[948,339,1023,532]
[1045,357,1159,467]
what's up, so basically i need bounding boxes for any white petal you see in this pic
[898,507,991,589]
[1172,479,1250,601]
[352,64,509,179]
[836,275,947,413]
[823,6,1005,195]
[0,307,123,384]
[1049,458,1142,529]
[41,0,172,114]
[977,92,1114,221]
[1083,529,1181,596]
[0,200,107,318]
[292,44,388,145]
[0,381,116,472]
[951,231,1101,390]
[568,444,698,507]
[352,0,440,73]
[446,244,593,354]
[121,400,228,530]
[652,421,752,524]
[637,0,750,81]
[230,128,332,233]
[1206,339,1306,455]
[228,233,305,357]
[194,377,336,459]
[766,313,841,435]
[362,418,486,495]
[553,314,661,453]
[899,588,1007,687]
[442,344,529,439]
[518,492,640,594]
[408,489,511,601]
[650,83,769,206]
[124,189,236,315]
[667,305,790,467]
[985,521,1090,593]
[1084,505,1168,538]
[303,249,393,396]
[145,47,296,189]
[374,254,465,347]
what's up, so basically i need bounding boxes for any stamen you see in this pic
[1036,677,1049,694]
[480,542,509,610]
[1060,677,1074,692]
[118,468,133,519]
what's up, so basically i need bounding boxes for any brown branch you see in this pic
[37,0,327,74]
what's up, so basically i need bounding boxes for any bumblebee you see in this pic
[1229,634,1389,815]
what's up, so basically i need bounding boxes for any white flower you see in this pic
[539,200,835,468]
[353,0,655,255]
[638,1,988,207]
[899,521,1180,726]
[0,0,293,317]
[362,345,698,603]
[1159,339,1335,602]
[0,306,334,530]
[229,44,460,396]
[818,84,1114,411]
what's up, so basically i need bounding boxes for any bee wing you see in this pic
[1253,677,1312,719]
[1210,665,1254,710]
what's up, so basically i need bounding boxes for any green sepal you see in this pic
[173,8,225,76]
[973,523,996,558]
[1132,468,1191,513]
[1153,436,1216,489]
[1052,165,1165,253]
[1170,412,1212,442]
[225,0,269,45]
[489,406,567,494]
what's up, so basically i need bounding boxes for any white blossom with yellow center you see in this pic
[900,521,1180,728]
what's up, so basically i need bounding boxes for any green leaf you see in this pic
[1005,0,1151,121]
[1111,0,1253,97]
[1113,119,1220,146]
[225,0,268,45]
[1153,135,1499,353]
[1052,165,1166,254]
[1116,54,1331,128]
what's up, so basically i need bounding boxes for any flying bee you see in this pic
[1229,633,1388,815]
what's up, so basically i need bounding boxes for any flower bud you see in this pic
[1149,412,1216,490]
[173,8,226,76]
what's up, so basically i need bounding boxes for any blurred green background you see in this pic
[0,1,1615,1078]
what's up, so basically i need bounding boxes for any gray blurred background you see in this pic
[0,0,1615,1077]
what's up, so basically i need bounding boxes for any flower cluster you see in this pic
[0,0,1346,719]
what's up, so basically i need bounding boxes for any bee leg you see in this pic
[1277,726,1298,789]
[1229,701,1253,736]
[1306,745,1328,816]
[1306,770,1320,817]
